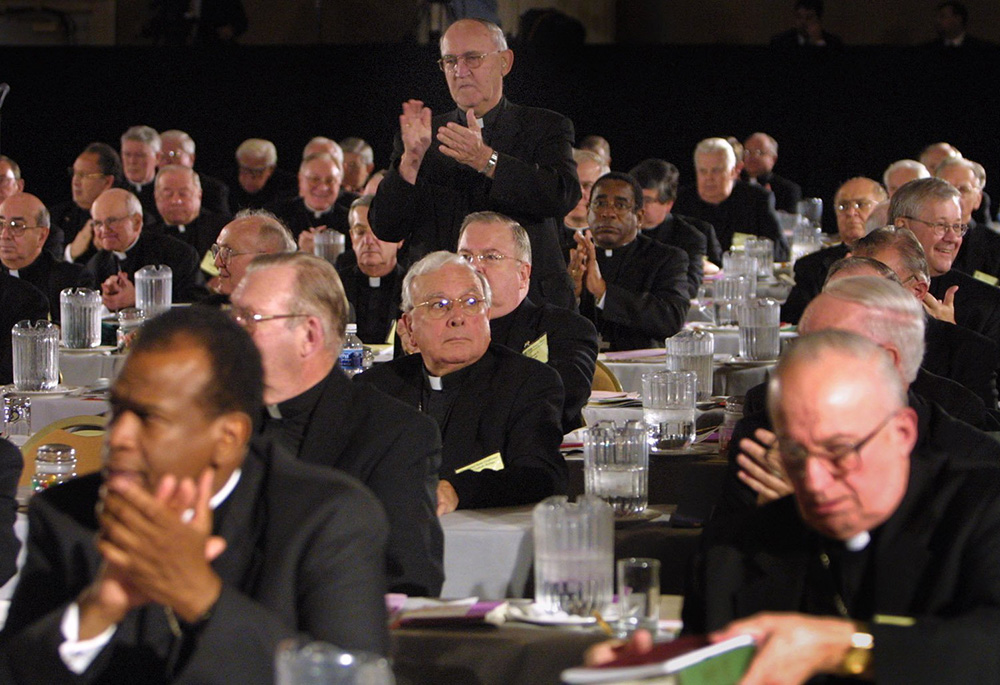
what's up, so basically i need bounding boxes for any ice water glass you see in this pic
[313,230,345,265]
[791,222,824,264]
[135,265,172,317]
[616,557,661,636]
[117,307,146,353]
[60,288,102,349]
[641,370,696,451]
[665,329,714,400]
[533,495,614,617]
[583,420,648,516]
[738,298,781,361]
[12,320,59,391]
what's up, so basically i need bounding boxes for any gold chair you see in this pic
[592,359,623,393]
[19,415,107,487]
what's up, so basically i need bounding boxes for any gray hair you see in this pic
[853,226,930,284]
[936,156,986,190]
[401,251,492,312]
[745,132,778,155]
[236,138,278,167]
[863,201,890,235]
[813,275,925,384]
[458,211,532,264]
[339,137,374,167]
[440,18,507,52]
[303,137,344,167]
[232,208,296,253]
[160,129,195,155]
[694,138,736,170]
[155,164,202,192]
[0,155,21,179]
[769,329,907,429]
[300,152,342,177]
[245,252,348,352]
[883,159,929,188]
[888,177,960,224]
[573,148,610,175]
[121,125,161,153]
[824,256,898,284]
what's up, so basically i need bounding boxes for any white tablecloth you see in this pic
[59,349,127,387]
[440,506,535,600]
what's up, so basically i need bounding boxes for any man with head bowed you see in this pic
[369,18,580,310]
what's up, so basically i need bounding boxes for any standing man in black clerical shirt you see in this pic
[357,251,567,515]
[569,172,690,351]
[337,195,404,344]
[230,252,443,596]
[457,211,597,433]
[0,192,87,322]
[369,18,580,310]
[51,143,120,265]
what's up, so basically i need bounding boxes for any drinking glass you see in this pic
[583,420,648,516]
[12,320,59,391]
[641,370,696,451]
[744,237,774,278]
[665,329,714,400]
[60,288,102,349]
[276,639,394,685]
[722,251,756,280]
[712,274,754,326]
[797,197,823,228]
[533,495,614,617]
[314,230,345,265]
[737,298,781,361]
[616,557,661,636]
[135,264,172,317]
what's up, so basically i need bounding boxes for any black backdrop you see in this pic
[3,43,999,230]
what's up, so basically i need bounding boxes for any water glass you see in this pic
[712,274,754,326]
[314,230,345,265]
[722,251,756,279]
[276,639,395,685]
[32,443,77,492]
[664,329,714,400]
[583,420,648,516]
[3,394,30,442]
[791,222,824,265]
[135,264,172,317]
[641,370,696,451]
[744,237,774,278]
[797,197,823,228]
[60,288,102,349]
[616,558,661,636]
[737,298,781,361]
[533,495,614,617]
[12,320,59,391]
[117,307,146,353]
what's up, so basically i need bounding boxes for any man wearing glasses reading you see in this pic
[369,18,579,311]
[358,251,566,515]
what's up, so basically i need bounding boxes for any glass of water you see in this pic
[665,329,714,400]
[135,264,172,318]
[314,230,345,265]
[583,420,648,517]
[737,298,781,361]
[641,370,696,452]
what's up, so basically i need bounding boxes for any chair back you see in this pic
[19,415,107,487]
[592,360,623,393]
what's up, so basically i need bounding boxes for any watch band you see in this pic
[838,623,874,676]
[480,150,498,175]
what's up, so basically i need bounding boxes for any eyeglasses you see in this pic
[591,197,635,213]
[229,307,309,333]
[835,199,876,213]
[743,149,773,157]
[412,295,486,319]
[239,165,272,178]
[67,167,107,181]
[0,219,41,236]
[780,409,900,479]
[210,243,262,265]
[91,216,129,231]
[902,216,969,237]
[459,250,522,266]
[438,50,502,72]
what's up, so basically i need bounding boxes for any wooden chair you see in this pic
[592,359,623,393]
[19,415,107,487]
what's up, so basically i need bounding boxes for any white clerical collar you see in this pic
[266,403,282,419]
[844,530,871,552]
[310,207,329,219]
[175,224,186,234]
[181,468,242,522]
[8,269,17,278]
[368,276,381,288]
[476,117,485,129]
[604,249,613,257]
[428,375,443,391]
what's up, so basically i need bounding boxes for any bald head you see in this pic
[0,192,50,270]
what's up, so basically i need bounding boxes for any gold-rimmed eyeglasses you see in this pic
[438,50,502,72]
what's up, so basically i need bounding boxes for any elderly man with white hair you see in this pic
[673,137,789,260]
[357,250,567,515]
[157,129,231,216]
[935,157,1000,280]
[883,159,930,197]
[230,138,298,211]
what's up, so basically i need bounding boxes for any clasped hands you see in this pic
[101,272,136,312]
[568,230,607,301]
[78,469,225,639]
[398,100,494,183]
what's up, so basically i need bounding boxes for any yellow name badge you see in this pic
[731,232,753,250]
[455,452,505,474]
[523,333,549,363]
[974,270,999,287]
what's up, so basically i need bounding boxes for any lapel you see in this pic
[298,370,351,469]
[504,297,540,351]
[210,447,268,589]
[483,99,523,154]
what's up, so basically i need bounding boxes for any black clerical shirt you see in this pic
[263,375,327,457]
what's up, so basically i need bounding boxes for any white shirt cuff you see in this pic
[63,245,75,263]
[596,291,607,309]
[59,602,117,674]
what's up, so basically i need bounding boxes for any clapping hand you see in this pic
[399,100,433,184]
[438,109,493,173]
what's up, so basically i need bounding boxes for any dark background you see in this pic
[3,43,998,231]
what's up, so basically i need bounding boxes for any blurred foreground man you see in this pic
[0,307,389,683]
[685,330,1000,683]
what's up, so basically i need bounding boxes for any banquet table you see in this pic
[601,353,779,398]
[59,348,126,387]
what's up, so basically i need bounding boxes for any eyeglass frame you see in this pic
[778,408,901,480]
[590,197,636,213]
[411,295,487,319]
[91,215,132,232]
[437,50,502,73]
[901,216,969,238]
[834,199,876,213]
[457,250,523,267]
[0,218,43,237]
[228,306,310,333]
[210,243,263,265]
[67,167,108,181]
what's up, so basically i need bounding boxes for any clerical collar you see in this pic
[368,276,381,288]
[844,531,871,552]
[427,375,443,391]
[174,224,187,234]
[129,180,150,192]
[111,235,140,260]
[422,360,476,392]
[604,249,613,257]
[181,468,241,522]
[458,97,505,131]
[7,269,17,278]
[273,374,327,421]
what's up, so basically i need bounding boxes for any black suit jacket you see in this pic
[197,172,231,217]
[0,272,50,385]
[643,214,707,298]
[490,296,598,433]
[924,315,999,409]
[357,345,567,510]
[266,195,350,241]
[148,208,231,267]
[673,181,790,261]
[337,263,402,344]
[0,443,390,684]
[281,368,444,597]
[0,438,21,588]
[688,401,1000,684]
[370,97,580,310]
[930,269,1000,358]
[743,171,802,215]
[676,213,723,266]
[780,243,849,324]
[81,230,205,304]
[580,233,691,351]
[50,201,95,263]
[769,28,844,50]
[5,251,88,324]
[228,167,298,211]
[952,219,1000,281]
